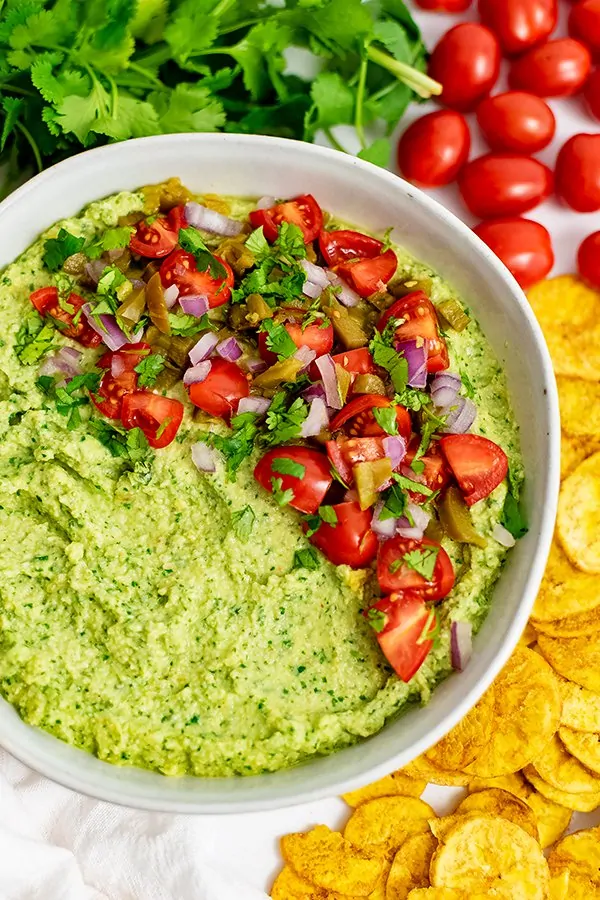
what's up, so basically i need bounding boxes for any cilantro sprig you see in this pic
[42,229,85,271]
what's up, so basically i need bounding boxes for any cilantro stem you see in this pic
[105,73,118,118]
[366,45,442,99]
[0,84,37,98]
[323,127,347,154]
[218,17,267,35]
[127,62,166,90]
[355,57,368,150]
[14,121,42,171]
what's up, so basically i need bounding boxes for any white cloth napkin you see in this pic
[0,750,269,900]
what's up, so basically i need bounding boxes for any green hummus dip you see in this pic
[0,191,523,777]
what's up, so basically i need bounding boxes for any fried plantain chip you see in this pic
[429,815,549,899]
[548,825,600,886]
[281,825,384,896]
[402,757,470,787]
[531,538,600,624]
[548,870,570,900]
[558,672,600,732]
[533,605,600,638]
[344,796,434,859]
[523,765,600,812]
[342,771,426,808]
[406,891,468,900]
[561,432,600,480]
[519,622,538,647]
[271,866,325,899]
[559,727,600,775]
[454,788,539,842]
[557,452,600,574]
[528,275,600,381]
[467,772,529,799]
[425,691,494,771]
[532,733,600,794]
[386,832,437,900]
[523,790,572,849]
[463,648,561,777]
[558,376,600,437]
[538,632,600,691]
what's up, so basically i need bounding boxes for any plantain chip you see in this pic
[532,733,600,794]
[527,275,600,381]
[271,866,325,899]
[538,632,600,691]
[425,690,494,771]
[281,825,384,896]
[519,622,538,647]
[557,451,600,573]
[548,825,600,887]
[386,832,437,900]
[454,788,539,842]
[467,772,529,799]
[429,815,549,899]
[558,376,600,436]
[406,891,468,899]
[548,870,570,900]
[342,771,426,808]
[561,431,600,480]
[533,604,600,638]
[369,861,392,900]
[531,537,600,623]
[344,796,434,859]
[402,757,470,787]
[558,672,600,732]
[463,648,561,777]
[523,765,600,812]
[523,790,572,849]
[559,727,600,775]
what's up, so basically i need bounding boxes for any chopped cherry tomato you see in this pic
[306,501,378,568]
[332,348,375,375]
[473,217,554,290]
[29,287,102,348]
[479,0,557,57]
[415,0,471,9]
[405,438,452,500]
[319,229,397,298]
[326,436,387,486]
[254,446,333,515]
[377,537,455,601]
[188,358,249,420]
[584,68,600,122]
[159,249,234,307]
[129,206,185,259]
[397,111,471,188]
[249,194,323,244]
[377,292,449,374]
[121,391,184,449]
[339,251,397,299]
[458,154,553,219]
[509,38,592,97]
[330,394,412,441]
[366,592,436,683]
[92,342,151,420]
[440,434,509,506]
[555,133,600,213]
[428,24,501,112]
[476,92,556,154]
[578,231,600,291]
[319,230,386,267]
[569,0,600,57]
[257,308,334,365]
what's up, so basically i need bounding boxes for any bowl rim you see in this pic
[0,132,561,813]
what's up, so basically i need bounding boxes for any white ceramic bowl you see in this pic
[0,134,560,813]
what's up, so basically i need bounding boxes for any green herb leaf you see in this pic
[15,311,55,365]
[179,226,227,279]
[274,222,307,261]
[379,482,407,520]
[366,607,387,633]
[460,369,475,400]
[402,546,439,580]
[86,225,134,260]
[293,547,320,570]
[205,412,258,480]
[373,405,398,435]
[89,420,152,476]
[271,457,306,478]
[260,318,297,360]
[370,331,408,393]
[264,392,308,445]
[501,489,528,540]
[393,472,433,497]
[394,386,431,412]
[42,228,85,272]
[167,312,212,337]
[244,226,270,262]
[270,476,295,506]
[357,138,391,169]
[231,504,256,541]
[319,505,338,525]
[134,353,165,387]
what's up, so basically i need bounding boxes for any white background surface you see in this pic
[2,3,600,897]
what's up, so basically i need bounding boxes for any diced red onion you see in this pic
[432,372,461,391]
[294,345,317,369]
[164,284,180,309]
[256,195,275,210]
[59,347,83,365]
[443,397,477,434]
[432,385,459,408]
[111,354,127,377]
[237,396,271,416]
[451,620,473,672]
[106,247,125,262]
[300,259,330,289]
[217,336,242,362]
[372,500,398,540]
[243,356,268,375]
[344,488,359,503]
[179,294,209,318]
[316,354,342,409]
[184,202,243,237]
[326,270,360,308]
[191,442,218,473]
[396,503,431,540]
[38,353,79,379]
[189,332,219,365]
[302,381,327,403]
[303,280,323,300]
[82,304,128,351]
[383,435,407,471]
[84,260,106,285]
[396,341,427,389]
[493,523,516,548]
[301,397,329,437]
[183,360,212,386]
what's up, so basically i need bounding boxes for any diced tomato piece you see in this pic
[404,438,452,502]
[121,391,184,448]
[319,229,387,267]
[257,308,334,365]
[129,207,185,259]
[92,342,151,420]
[366,591,436,682]
[159,249,234,307]
[378,291,449,373]
[249,194,323,243]
[377,536,455,601]
[330,394,412,441]
[254,446,333,514]
[440,434,508,506]
[29,287,102,348]
[187,358,249,421]
[326,436,387,486]
[306,501,378,568]
[332,348,376,375]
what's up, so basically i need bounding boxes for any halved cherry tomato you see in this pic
[319,229,397,298]
[578,231,600,291]
[306,501,378,568]
[319,230,386,267]
[159,249,234,307]
[96,342,151,372]
[249,194,323,244]
[29,287,102,348]
[92,342,152,419]
[338,251,397,298]
[330,394,412,441]
[569,0,600,57]
[476,92,556,154]
[366,592,436,683]
[257,308,334,365]
[405,438,452,500]
[509,38,592,97]
[458,154,553,219]
[377,292,449,374]
[326,436,387,486]
[440,434,508,506]
[415,0,471,9]
[254,446,333,515]
[478,0,557,56]
[129,206,186,259]
[473,217,554,290]
[377,537,455,601]
[397,111,471,188]
[121,391,184,449]
[555,133,600,213]
[332,348,375,375]
[188,358,249,420]
[584,69,600,121]
[428,23,501,112]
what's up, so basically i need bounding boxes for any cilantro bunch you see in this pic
[0,0,439,196]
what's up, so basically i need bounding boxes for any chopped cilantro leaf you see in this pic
[52,371,101,430]
[274,222,307,261]
[393,472,433,497]
[244,227,270,262]
[402,546,439,580]
[42,229,85,272]
[373,405,398,435]
[260,319,297,360]
[86,226,135,260]
[460,369,475,400]
[89,420,152,480]
[302,505,338,537]
[501,489,528,540]
[231,505,256,541]
[134,353,165,387]
[293,547,320,571]
[270,476,295,506]
[15,311,55,365]
[179,226,226,280]
[271,457,306,478]
[410,459,425,475]
[395,386,431,412]
[97,265,127,297]
[319,505,338,525]
[302,300,329,331]
[264,392,308,445]
[380,482,408,520]
[204,412,258,481]
[167,312,212,336]
[366,607,387,633]
[370,331,408,393]
[232,259,305,306]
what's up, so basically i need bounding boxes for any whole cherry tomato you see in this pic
[584,69,600,121]
[578,232,600,291]
[397,111,471,187]
[415,0,471,9]
[478,0,557,56]
[555,133,600,212]
[476,92,555,154]
[473,218,554,290]
[428,24,501,112]
[569,0,600,57]
[458,154,553,218]
[510,38,592,97]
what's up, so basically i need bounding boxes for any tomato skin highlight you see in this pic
[473,217,554,290]
[319,230,384,266]
[569,0,600,57]
[555,133,600,213]
[367,592,435,683]
[306,501,378,568]
[440,434,509,506]
[405,438,452,500]
[338,250,398,298]
[415,0,470,8]
[377,537,455,601]
[254,446,333,515]
[257,309,334,366]
[29,287,102,348]
[476,92,555,154]
[377,292,449,374]
[397,111,471,188]
[159,249,234,307]
[584,68,600,121]
[330,394,412,441]
[188,358,249,420]
[249,194,323,244]
[121,391,184,448]
[509,38,592,97]
[428,24,501,112]
[458,154,553,219]
[578,232,600,291]
[478,0,557,56]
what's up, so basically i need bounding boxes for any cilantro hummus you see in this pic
[0,183,524,777]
